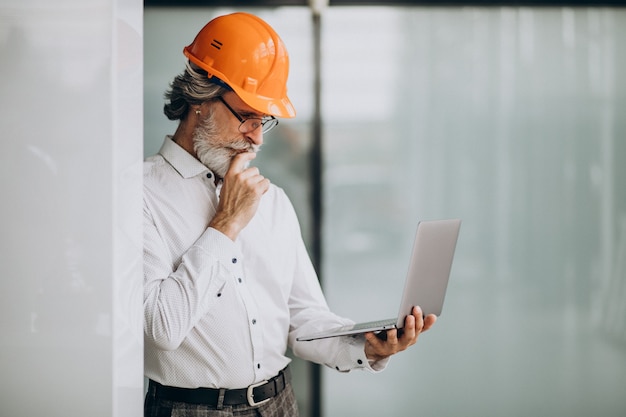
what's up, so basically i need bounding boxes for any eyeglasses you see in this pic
[217,96,279,134]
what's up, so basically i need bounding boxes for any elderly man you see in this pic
[143,12,436,417]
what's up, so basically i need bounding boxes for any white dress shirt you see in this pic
[144,137,384,389]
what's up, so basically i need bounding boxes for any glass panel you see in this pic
[322,6,626,417]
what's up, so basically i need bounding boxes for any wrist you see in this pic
[209,214,241,242]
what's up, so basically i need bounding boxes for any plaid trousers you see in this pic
[144,381,300,417]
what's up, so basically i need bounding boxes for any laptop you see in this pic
[296,219,461,341]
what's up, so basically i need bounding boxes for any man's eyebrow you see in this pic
[240,109,268,119]
[230,106,258,117]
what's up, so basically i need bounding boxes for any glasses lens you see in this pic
[239,118,278,134]
[240,119,261,133]
[261,118,278,134]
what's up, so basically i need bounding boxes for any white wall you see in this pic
[0,1,144,416]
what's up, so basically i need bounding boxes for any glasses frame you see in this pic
[217,96,278,134]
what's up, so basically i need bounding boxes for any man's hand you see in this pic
[209,152,270,241]
[364,306,436,362]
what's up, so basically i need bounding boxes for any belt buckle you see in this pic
[247,380,270,407]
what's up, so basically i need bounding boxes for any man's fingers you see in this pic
[226,153,270,192]
[384,328,399,346]
[239,166,271,193]
[402,313,417,340]
[422,314,437,331]
[228,151,257,175]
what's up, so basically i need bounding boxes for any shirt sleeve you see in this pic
[143,202,240,351]
[281,193,389,373]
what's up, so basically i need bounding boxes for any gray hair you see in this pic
[163,61,228,121]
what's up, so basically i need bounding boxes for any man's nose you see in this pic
[246,128,264,147]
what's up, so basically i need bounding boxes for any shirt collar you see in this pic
[158,136,210,179]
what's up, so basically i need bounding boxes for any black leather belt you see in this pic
[150,366,291,407]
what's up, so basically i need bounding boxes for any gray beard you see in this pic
[192,115,260,178]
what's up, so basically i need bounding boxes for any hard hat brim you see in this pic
[230,80,296,119]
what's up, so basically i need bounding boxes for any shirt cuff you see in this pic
[333,335,389,373]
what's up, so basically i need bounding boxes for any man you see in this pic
[143,12,436,417]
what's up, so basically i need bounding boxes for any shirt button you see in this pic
[252,319,257,325]
[232,258,237,264]
[257,363,261,369]
[206,172,212,179]
[357,359,363,365]
[238,278,242,283]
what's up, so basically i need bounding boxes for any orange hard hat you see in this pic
[183,12,296,118]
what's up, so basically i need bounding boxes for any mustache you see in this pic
[228,139,261,154]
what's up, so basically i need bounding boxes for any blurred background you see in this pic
[1,1,624,416]
[144,3,626,417]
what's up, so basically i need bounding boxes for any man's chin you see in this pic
[196,144,258,178]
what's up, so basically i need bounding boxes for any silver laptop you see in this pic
[296,219,461,341]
